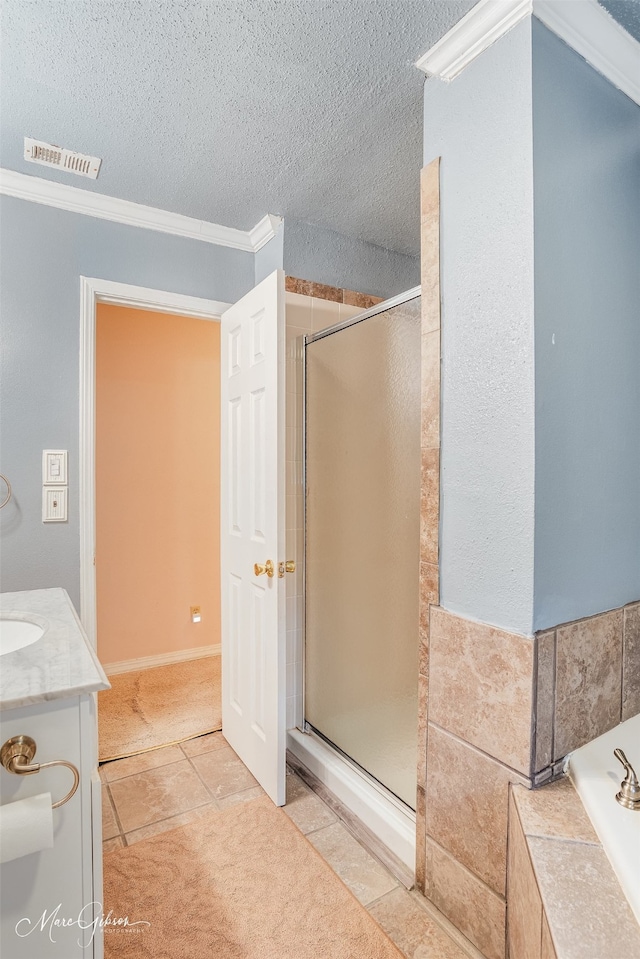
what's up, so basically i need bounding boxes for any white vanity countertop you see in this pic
[0,587,110,710]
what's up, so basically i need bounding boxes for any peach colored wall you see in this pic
[96,304,220,666]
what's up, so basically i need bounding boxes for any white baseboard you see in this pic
[287,727,416,872]
[104,644,221,676]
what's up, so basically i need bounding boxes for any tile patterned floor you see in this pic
[101,733,474,958]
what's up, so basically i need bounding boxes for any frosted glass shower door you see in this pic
[305,296,421,809]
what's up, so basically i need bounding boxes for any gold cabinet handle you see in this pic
[254,560,275,578]
[278,560,296,579]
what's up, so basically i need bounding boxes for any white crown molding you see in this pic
[415,0,531,80]
[0,168,281,252]
[416,0,640,107]
[534,0,640,106]
[250,213,283,252]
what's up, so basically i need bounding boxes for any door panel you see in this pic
[220,270,286,805]
[305,297,421,809]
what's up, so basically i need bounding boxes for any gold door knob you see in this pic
[254,560,275,578]
[278,560,296,578]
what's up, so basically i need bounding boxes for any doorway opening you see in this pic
[95,303,221,760]
[78,278,230,763]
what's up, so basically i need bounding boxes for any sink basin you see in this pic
[0,613,48,655]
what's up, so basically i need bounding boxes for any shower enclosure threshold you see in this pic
[287,727,416,876]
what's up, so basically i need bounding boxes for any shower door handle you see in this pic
[254,560,275,578]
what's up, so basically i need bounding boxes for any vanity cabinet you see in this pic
[0,695,103,959]
[0,589,109,959]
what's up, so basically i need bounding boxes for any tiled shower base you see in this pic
[101,732,480,959]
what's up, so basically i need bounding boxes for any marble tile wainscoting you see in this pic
[418,601,640,959]
[423,609,532,959]
[535,600,640,778]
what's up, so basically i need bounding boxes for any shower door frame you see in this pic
[300,285,422,797]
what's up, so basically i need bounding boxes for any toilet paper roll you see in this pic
[0,792,54,863]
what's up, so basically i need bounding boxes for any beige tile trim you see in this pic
[510,779,640,958]
[533,599,639,773]
[416,157,442,891]
[622,601,640,721]
[428,607,535,775]
[421,160,442,336]
[426,723,529,897]
[284,275,383,309]
[425,835,507,959]
[507,794,544,959]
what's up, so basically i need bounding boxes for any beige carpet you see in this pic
[99,656,222,761]
[103,795,403,959]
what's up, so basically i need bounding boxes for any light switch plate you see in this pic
[43,450,68,485]
[43,486,68,522]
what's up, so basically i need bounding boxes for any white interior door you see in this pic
[220,269,286,805]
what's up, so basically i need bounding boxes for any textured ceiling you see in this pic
[1,1,637,258]
[598,0,640,41]
[0,0,477,257]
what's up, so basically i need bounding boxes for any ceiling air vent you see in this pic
[24,137,102,179]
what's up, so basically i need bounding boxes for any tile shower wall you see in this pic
[284,288,366,731]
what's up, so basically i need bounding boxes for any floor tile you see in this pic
[100,744,185,782]
[109,757,212,833]
[368,888,466,959]
[124,802,219,845]
[100,735,467,959]
[368,887,470,959]
[180,731,227,757]
[102,785,119,840]
[307,820,398,906]
[217,786,264,809]
[283,770,338,834]
[189,744,258,798]
[103,836,124,854]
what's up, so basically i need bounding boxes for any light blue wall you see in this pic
[532,21,640,629]
[283,218,419,298]
[424,20,537,636]
[0,196,254,607]
[256,217,418,296]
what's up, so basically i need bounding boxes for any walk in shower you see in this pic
[289,288,421,870]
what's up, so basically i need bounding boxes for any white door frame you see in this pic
[78,276,231,649]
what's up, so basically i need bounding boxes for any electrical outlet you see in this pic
[190,606,201,623]
[43,486,68,522]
